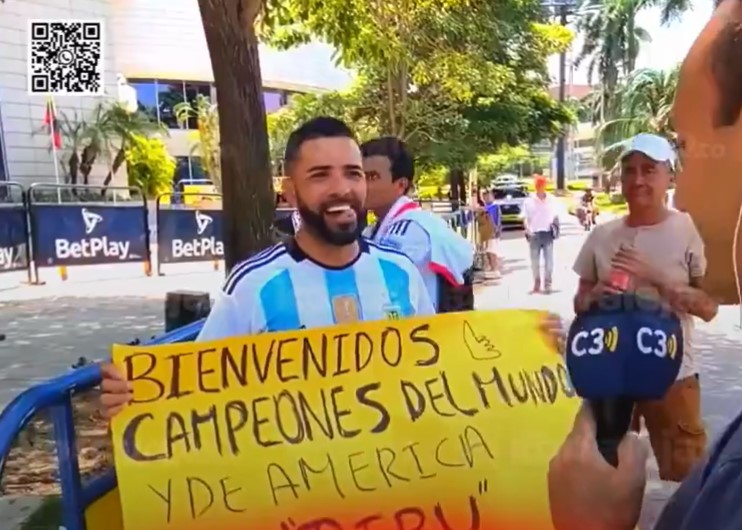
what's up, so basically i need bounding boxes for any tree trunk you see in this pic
[448,168,466,210]
[102,144,126,189]
[198,0,274,271]
[68,151,79,185]
[79,144,97,186]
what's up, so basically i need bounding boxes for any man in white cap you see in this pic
[571,133,718,483]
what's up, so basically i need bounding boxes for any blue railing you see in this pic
[0,319,206,530]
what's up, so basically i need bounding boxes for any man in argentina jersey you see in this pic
[361,137,474,312]
[198,120,433,340]
[100,117,434,417]
[199,236,431,339]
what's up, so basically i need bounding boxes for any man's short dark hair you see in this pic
[360,136,415,192]
[283,117,356,172]
[710,19,742,128]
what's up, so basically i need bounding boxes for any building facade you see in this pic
[0,0,352,189]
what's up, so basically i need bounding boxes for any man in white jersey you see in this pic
[361,137,474,312]
[100,117,434,417]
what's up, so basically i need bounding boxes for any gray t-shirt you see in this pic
[572,211,707,378]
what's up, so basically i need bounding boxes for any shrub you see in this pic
[566,180,590,191]
[125,135,175,198]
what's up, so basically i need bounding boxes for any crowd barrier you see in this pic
[0,321,204,530]
[26,184,152,283]
[1,181,479,285]
[155,192,223,276]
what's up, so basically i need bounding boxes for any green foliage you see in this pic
[261,0,575,171]
[567,96,593,123]
[415,167,450,201]
[574,0,689,117]
[477,145,531,179]
[576,0,651,91]
[174,94,222,189]
[586,66,679,169]
[599,67,678,142]
[102,102,167,187]
[567,180,591,191]
[595,191,628,213]
[125,134,175,198]
[38,101,164,187]
[267,79,380,166]
[476,145,552,182]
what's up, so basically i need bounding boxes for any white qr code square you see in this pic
[28,20,105,96]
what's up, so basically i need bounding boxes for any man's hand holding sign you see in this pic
[107,310,578,530]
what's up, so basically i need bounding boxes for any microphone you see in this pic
[566,293,683,467]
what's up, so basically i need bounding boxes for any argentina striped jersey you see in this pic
[196,238,435,341]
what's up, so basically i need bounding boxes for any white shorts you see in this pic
[485,238,499,254]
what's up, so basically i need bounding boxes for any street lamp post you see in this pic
[542,0,578,190]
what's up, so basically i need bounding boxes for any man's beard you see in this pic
[296,196,364,246]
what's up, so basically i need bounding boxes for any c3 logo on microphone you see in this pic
[570,326,619,357]
[636,327,678,359]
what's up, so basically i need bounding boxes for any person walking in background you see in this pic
[482,189,503,278]
[523,175,559,293]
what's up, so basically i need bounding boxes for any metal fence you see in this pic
[1,182,485,284]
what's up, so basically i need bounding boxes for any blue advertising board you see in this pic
[157,207,224,263]
[0,205,29,273]
[31,204,148,267]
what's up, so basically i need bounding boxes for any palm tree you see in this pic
[78,103,109,185]
[174,94,222,190]
[575,0,689,115]
[33,105,106,186]
[576,0,652,99]
[599,66,679,146]
[38,102,166,188]
[41,109,84,184]
[100,103,167,189]
[587,66,678,171]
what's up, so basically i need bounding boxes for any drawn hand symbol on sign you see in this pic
[463,320,502,361]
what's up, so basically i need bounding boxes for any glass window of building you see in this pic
[184,82,211,130]
[190,156,207,180]
[173,156,190,187]
[129,80,159,122]
[263,90,283,114]
[157,81,185,129]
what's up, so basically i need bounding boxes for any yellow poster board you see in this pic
[111,310,578,530]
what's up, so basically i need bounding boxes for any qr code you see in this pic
[28,20,104,95]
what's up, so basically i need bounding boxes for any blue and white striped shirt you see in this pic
[197,238,435,341]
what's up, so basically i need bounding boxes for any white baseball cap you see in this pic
[619,133,676,168]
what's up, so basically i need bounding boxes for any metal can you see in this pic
[608,268,631,292]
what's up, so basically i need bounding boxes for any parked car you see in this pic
[492,185,527,228]
[492,174,522,188]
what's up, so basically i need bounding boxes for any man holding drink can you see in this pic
[571,133,719,483]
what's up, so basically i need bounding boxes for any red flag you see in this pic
[43,97,62,149]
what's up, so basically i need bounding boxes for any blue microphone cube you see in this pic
[566,294,684,401]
